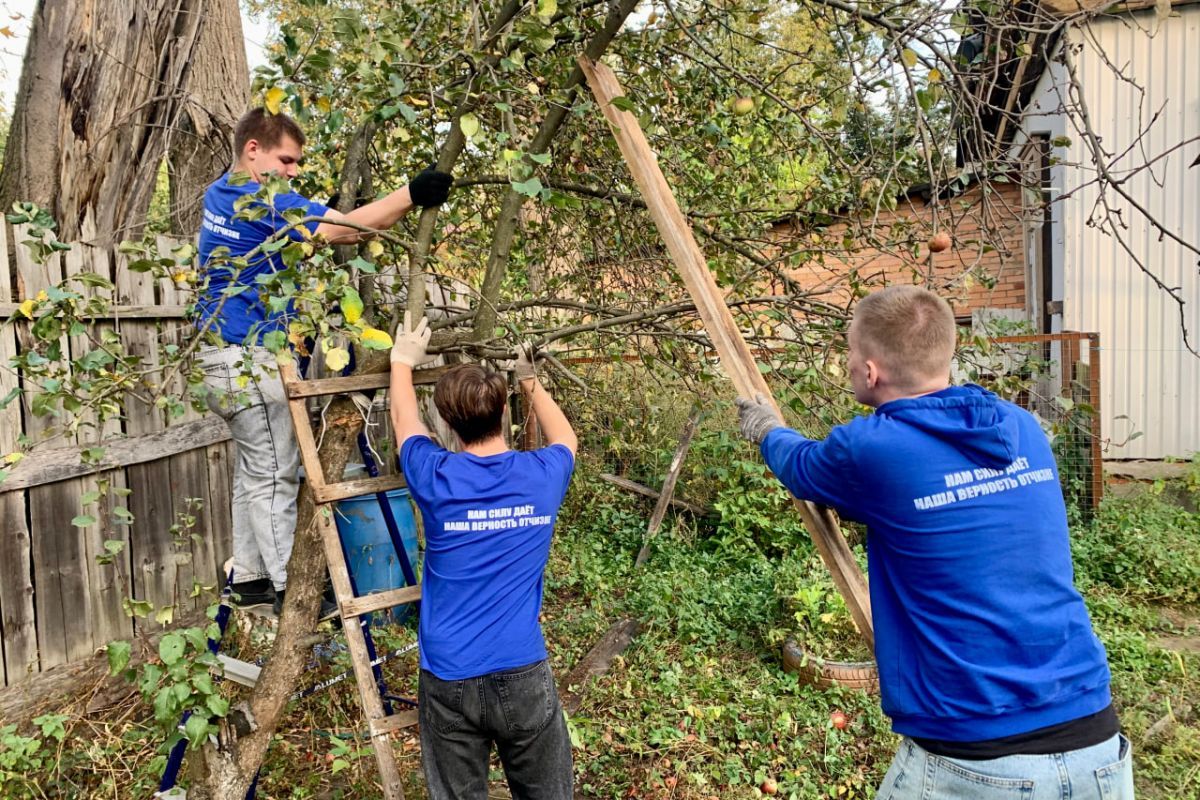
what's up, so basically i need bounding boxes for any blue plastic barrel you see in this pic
[333,488,420,624]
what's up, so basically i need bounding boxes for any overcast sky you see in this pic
[0,1,273,110]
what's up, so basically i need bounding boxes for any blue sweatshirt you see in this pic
[761,384,1111,741]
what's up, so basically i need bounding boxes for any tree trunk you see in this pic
[0,0,250,244]
[167,0,251,235]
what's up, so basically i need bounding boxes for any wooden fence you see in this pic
[0,226,234,688]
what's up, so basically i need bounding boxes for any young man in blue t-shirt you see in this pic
[196,108,452,615]
[389,314,577,800]
[737,286,1134,798]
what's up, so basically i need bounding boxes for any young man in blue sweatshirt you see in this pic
[736,286,1134,799]
[390,315,577,800]
[196,108,452,616]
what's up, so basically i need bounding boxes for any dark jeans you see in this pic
[419,659,573,800]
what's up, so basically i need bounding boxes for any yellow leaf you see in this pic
[367,240,385,258]
[459,113,480,139]
[18,299,35,318]
[35,290,48,302]
[360,327,393,350]
[341,287,363,324]
[928,68,942,84]
[316,96,331,113]
[0,27,14,38]
[264,86,287,115]
[2,452,24,465]
[325,347,350,372]
[405,95,429,107]
[901,48,918,68]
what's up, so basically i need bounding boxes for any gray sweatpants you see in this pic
[198,344,300,591]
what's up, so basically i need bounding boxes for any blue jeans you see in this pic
[419,660,573,800]
[877,734,1135,799]
[198,344,300,591]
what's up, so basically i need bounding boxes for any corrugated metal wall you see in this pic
[1023,7,1200,460]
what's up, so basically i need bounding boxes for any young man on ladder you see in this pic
[390,315,577,800]
[194,107,453,617]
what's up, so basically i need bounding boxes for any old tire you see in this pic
[782,638,879,693]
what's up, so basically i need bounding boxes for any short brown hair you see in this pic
[433,365,508,445]
[233,108,306,159]
[850,285,957,389]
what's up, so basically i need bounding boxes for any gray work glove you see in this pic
[391,311,435,367]
[515,342,538,383]
[735,393,784,445]
[407,167,453,207]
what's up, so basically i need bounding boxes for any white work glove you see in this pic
[735,393,784,445]
[515,342,538,383]
[391,311,435,367]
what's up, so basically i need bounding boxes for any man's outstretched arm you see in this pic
[316,169,453,243]
[390,313,435,445]
[517,347,577,455]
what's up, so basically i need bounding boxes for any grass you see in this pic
[2,451,1198,799]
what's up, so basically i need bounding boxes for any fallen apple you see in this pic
[761,777,778,795]
[830,710,848,729]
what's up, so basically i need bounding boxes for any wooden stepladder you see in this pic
[279,362,435,800]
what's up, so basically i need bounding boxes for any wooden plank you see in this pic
[284,365,450,400]
[0,303,189,319]
[13,225,90,670]
[634,408,700,568]
[1087,334,1103,509]
[64,240,133,650]
[314,507,407,799]
[340,585,421,619]
[559,618,639,715]
[205,442,235,579]
[0,222,37,687]
[598,474,708,517]
[0,416,232,492]
[313,474,408,504]
[114,246,177,631]
[580,57,874,649]
[369,709,419,736]
[280,362,328,489]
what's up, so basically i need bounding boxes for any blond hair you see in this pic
[850,286,956,389]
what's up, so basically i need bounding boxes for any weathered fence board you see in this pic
[14,226,93,669]
[0,222,38,687]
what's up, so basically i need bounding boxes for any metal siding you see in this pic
[1041,10,1200,459]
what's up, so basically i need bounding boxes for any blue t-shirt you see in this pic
[196,173,330,345]
[761,384,1111,742]
[400,435,575,680]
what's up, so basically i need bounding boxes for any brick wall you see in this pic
[768,180,1032,320]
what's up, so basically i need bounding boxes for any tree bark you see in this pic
[0,0,249,244]
[167,0,251,235]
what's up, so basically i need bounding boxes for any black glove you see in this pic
[408,168,453,207]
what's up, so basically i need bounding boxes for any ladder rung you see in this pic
[341,585,421,619]
[284,366,451,399]
[216,654,262,688]
[315,474,407,503]
[370,709,419,737]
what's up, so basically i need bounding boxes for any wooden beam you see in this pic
[598,473,708,517]
[635,407,701,568]
[0,303,189,319]
[0,417,231,493]
[579,56,874,649]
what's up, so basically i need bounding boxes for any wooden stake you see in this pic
[634,407,701,568]
[579,56,874,649]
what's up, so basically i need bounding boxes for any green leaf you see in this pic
[184,713,210,748]
[71,514,96,528]
[341,287,364,324]
[901,47,918,68]
[511,177,544,198]
[262,330,287,354]
[206,694,230,718]
[331,758,351,774]
[106,641,131,674]
[153,686,177,721]
[609,95,637,113]
[159,633,185,666]
[348,256,377,274]
[536,0,557,21]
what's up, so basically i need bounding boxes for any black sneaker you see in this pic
[230,579,275,607]
[273,589,340,622]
